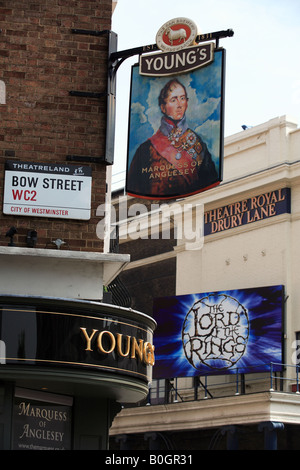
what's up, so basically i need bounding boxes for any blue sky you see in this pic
[111,0,300,190]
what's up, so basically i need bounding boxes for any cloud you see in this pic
[189,96,220,125]
[195,119,221,163]
[131,101,147,124]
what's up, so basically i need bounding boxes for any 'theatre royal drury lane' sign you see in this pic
[204,188,291,235]
[3,160,92,220]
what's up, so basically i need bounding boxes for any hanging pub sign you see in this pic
[153,285,284,378]
[3,160,92,220]
[126,17,225,200]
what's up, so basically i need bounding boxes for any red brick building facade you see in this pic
[0,1,112,251]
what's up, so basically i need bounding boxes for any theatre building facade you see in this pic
[0,1,156,450]
[110,115,300,450]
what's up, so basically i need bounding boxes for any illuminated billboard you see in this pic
[152,285,284,378]
[126,48,225,200]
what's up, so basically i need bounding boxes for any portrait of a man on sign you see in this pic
[126,49,224,200]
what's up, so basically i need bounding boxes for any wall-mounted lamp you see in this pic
[26,230,37,247]
[5,226,17,246]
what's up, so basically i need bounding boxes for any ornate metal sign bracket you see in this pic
[109,28,234,75]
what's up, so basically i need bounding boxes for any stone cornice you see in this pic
[110,392,300,435]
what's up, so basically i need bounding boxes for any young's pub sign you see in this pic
[126,18,227,200]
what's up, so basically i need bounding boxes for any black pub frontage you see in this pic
[0,294,155,450]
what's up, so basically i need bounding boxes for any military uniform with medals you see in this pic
[127,116,218,199]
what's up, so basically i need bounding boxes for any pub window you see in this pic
[13,388,73,450]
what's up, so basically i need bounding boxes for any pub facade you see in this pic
[0,0,155,450]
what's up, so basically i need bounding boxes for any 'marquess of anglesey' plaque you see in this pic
[182,293,249,371]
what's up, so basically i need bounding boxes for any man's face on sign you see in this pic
[160,83,188,121]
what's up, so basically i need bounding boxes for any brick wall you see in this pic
[0,0,113,251]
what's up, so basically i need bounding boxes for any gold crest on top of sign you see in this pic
[156,17,199,52]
